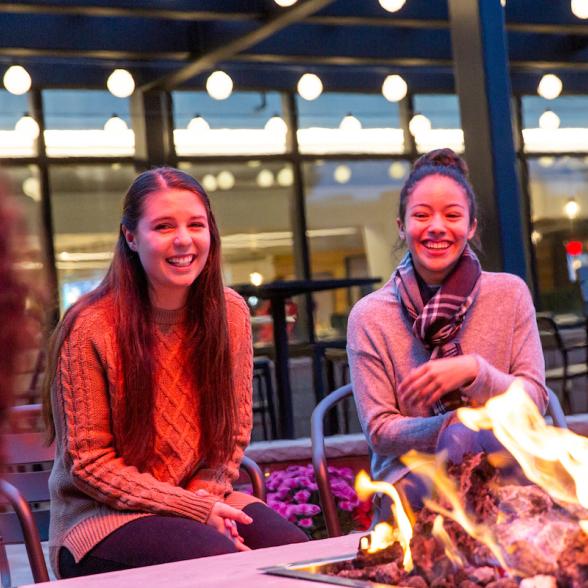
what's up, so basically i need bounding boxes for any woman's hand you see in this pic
[206,500,252,551]
[399,355,479,410]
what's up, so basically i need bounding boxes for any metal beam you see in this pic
[449,0,530,280]
[140,0,336,92]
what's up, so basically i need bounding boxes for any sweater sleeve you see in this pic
[55,313,217,523]
[461,279,548,412]
[185,292,253,497]
[348,304,448,458]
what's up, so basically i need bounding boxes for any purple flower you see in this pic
[298,518,314,528]
[338,500,356,512]
[290,503,321,517]
[294,490,311,503]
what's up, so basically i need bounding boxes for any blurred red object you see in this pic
[566,241,582,256]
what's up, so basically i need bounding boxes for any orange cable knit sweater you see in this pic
[48,287,256,576]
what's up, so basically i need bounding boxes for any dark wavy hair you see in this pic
[43,167,236,470]
[398,148,480,247]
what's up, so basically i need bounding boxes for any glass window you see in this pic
[43,90,133,157]
[173,91,287,156]
[528,156,588,312]
[177,161,300,345]
[522,96,588,153]
[49,164,137,313]
[0,91,36,157]
[412,94,463,154]
[303,159,409,339]
[296,93,403,155]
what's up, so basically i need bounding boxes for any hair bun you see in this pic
[412,148,469,178]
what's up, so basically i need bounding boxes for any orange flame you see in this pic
[432,514,466,568]
[355,470,414,572]
[400,450,517,574]
[457,380,588,513]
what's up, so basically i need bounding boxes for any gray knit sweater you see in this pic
[347,271,547,485]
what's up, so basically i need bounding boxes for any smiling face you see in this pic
[397,174,477,285]
[122,187,211,309]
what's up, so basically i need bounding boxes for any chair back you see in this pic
[240,456,266,502]
[536,313,564,354]
[0,425,52,586]
[310,383,353,538]
[546,386,568,429]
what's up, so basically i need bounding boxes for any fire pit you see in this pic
[264,382,588,587]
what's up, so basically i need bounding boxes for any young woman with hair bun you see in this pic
[347,148,546,511]
[43,167,307,579]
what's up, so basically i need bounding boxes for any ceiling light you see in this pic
[501,0,506,6]
[339,113,362,131]
[571,0,588,18]
[202,174,218,192]
[539,109,560,130]
[537,74,563,100]
[257,169,275,188]
[564,197,580,219]
[206,70,233,100]
[106,69,135,98]
[382,74,408,102]
[217,170,235,190]
[388,161,408,180]
[408,113,432,137]
[297,73,323,101]
[334,164,352,184]
[187,114,210,132]
[264,114,288,135]
[104,114,128,134]
[378,0,406,12]
[277,167,294,187]
[15,113,40,139]
[249,272,264,286]
[3,65,31,95]
[274,0,298,5]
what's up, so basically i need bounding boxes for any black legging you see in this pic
[59,502,308,578]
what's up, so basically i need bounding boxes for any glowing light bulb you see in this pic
[339,113,362,131]
[408,113,432,137]
[107,69,135,98]
[206,70,233,100]
[564,198,580,219]
[202,174,218,192]
[537,74,563,100]
[22,177,41,201]
[104,114,128,134]
[217,170,235,190]
[257,169,274,188]
[539,109,560,130]
[250,272,263,286]
[188,114,210,132]
[274,0,297,5]
[334,164,352,184]
[15,114,40,139]
[531,230,542,245]
[277,167,294,187]
[572,0,588,19]
[3,65,31,95]
[382,74,408,102]
[378,0,406,12]
[264,114,288,135]
[388,161,407,180]
[297,73,323,101]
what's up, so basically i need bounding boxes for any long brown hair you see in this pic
[43,167,236,470]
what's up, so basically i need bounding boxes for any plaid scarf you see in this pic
[393,245,481,415]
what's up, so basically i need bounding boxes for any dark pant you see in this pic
[59,502,308,578]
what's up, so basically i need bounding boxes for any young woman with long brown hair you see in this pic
[43,167,307,579]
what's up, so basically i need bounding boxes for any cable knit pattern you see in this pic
[48,287,255,577]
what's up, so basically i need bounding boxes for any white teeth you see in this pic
[425,242,450,250]
[167,255,194,267]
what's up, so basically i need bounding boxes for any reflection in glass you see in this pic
[412,95,463,154]
[303,159,408,339]
[0,91,36,157]
[49,164,136,313]
[528,156,588,312]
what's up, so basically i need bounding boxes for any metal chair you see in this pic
[252,357,277,440]
[240,455,267,502]
[537,312,588,413]
[311,383,568,538]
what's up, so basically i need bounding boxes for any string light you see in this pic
[106,69,135,98]
[382,74,408,102]
[537,74,563,100]
[408,113,432,136]
[3,65,31,95]
[249,272,264,286]
[104,114,128,134]
[277,167,294,187]
[217,170,235,190]
[15,113,40,139]
[206,71,233,100]
[571,0,588,19]
[297,73,323,101]
[564,197,580,220]
[334,164,352,184]
[264,114,288,135]
[274,0,297,5]
[538,109,560,130]
[378,0,406,12]
[202,174,218,192]
[257,169,275,188]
